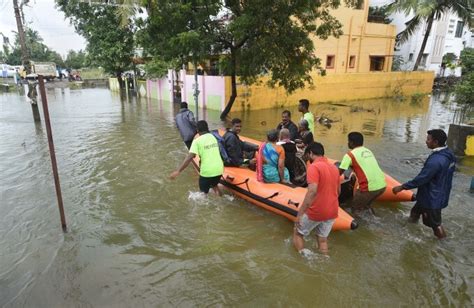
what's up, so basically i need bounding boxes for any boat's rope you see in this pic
[225,176,251,193]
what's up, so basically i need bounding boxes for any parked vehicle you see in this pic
[68,70,82,81]
[25,62,57,81]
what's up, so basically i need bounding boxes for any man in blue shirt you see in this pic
[393,129,455,239]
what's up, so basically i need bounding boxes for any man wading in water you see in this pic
[338,132,386,217]
[393,129,455,239]
[170,120,224,195]
[175,102,197,149]
[293,142,339,254]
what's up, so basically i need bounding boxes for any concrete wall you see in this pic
[180,71,227,110]
[111,71,434,113]
[448,124,474,156]
[229,71,434,111]
[137,80,147,97]
[109,78,120,92]
[146,77,171,101]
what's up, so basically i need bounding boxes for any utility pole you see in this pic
[13,0,41,122]
[193,58,199,121]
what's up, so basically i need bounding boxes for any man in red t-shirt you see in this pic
[293,142,340,254]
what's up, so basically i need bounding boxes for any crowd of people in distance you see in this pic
[170,99,456,254]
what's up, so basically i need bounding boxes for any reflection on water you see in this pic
[1,88,473,306]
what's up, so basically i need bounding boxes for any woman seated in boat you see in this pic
[295,119,314,152]
[256,129,291,184]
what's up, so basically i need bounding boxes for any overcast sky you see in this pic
[0,0,86,58]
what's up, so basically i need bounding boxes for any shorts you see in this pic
[198,175,221,193]
[296,214,335,238]
[410,203,442,228]
[351,187,386,211]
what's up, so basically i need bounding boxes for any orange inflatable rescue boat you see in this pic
[191,132,414,232]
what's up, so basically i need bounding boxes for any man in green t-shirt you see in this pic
[338,132,386,216]
[298,99,315,135]
[170,120,224,195]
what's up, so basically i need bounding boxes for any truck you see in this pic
[25,62,57,81]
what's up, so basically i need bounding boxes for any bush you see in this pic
[455,72,474,105]
[460,48,474,75]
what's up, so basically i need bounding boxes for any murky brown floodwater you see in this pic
[1,88,473,306]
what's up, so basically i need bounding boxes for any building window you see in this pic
[408,53,414,61]
[370,56,385,71]
[326,55,335,69]
[420,53,429,67]
[349,56,356,68]
[455,21,465,38]
[356,0,364,10]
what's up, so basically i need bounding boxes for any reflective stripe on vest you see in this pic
[347,151,369,192]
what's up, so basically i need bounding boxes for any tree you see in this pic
[64,49,88,69]
[4,28,65,66]
[454,48,473,124]
[141,0,345,119]
[460,47,474,75]
[388,0,472,71]
[455,48,474,108]
[368,5,393,24]
[56,0,135,84]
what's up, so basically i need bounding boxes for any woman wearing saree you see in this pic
[257,129,290,183]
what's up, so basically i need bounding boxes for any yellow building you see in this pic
[132,2,433,112]
[312,1,396,74]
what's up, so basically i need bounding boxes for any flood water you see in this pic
[1,88,473,306]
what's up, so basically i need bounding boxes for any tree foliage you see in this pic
[64,50,88,69]
[3,28,64,66]
[368,5,393,24]
[140,0,346,118]
[56,0,135,77]
[455,73,474,105]
[455,48,474,106]
[460,47,474,75]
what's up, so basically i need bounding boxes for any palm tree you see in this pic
[388,0,472,71]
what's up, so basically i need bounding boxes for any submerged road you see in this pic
[1,88,473,306]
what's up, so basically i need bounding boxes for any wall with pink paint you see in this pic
[146,77,171,102]
[181,72,226,111]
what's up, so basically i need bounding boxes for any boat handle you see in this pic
[288,199,299,207]
[264,192,279,199]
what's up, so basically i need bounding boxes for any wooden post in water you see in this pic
[38,76,67,232]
